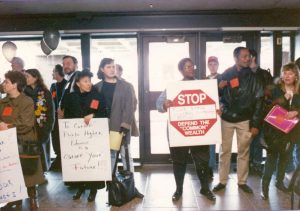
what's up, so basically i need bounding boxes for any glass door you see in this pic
[141,34,197,163]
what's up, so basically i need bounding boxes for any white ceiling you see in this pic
[0,0,299,15]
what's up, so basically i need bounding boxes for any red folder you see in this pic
[264,105,299,134]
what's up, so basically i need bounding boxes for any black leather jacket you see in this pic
[219,65,264,128]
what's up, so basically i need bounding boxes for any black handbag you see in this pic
[19,141,40,175]
[107,136,137,207]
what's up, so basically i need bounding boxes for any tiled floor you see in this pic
[0,165,296,211]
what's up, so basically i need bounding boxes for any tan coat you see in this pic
[0,93,44,187]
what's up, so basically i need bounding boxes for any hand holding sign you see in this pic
[0,122,9,131]
[84,114,94,125]
[163,100,173,111]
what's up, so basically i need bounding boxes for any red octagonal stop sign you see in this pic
[169,89,217,137]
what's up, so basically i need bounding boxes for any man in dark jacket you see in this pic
[49,64,67,171]
[249,49,273,176]
[57,55,79,119]
[213,47,264,193]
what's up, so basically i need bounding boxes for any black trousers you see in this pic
[262,142,293,183]
[170,145,210,192]
[51,117,61,157]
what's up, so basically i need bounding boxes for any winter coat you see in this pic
[264,85,300,152]
[0,93,44,187]
[25,86,55,171]
[63,87,107,189]
[219,65,264,128]
[94,79,136,134]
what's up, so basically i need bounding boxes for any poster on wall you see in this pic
[59,118,111,182]
[167,79,222,147]
[0,128,28,204]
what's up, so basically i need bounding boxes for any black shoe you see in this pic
[238,184,253,193]
[213,183,226,192]
[275,182,289,193]
[200,189,216,201]
[135,188,144,199]
[87,189,97,202]
[172,190,182,201]
[73,188,85,200]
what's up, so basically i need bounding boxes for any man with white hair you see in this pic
[11,57,25,72]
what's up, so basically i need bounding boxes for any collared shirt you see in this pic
[207,74,218,79]
[65,71,75,81]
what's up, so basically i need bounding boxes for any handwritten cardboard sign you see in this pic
[167,79,222,147]
[0,128,28,204]
[59,118,111,182]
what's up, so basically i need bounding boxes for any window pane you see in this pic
[282,36,291,65]
[260,36,274,75]
[149,42,189,91]
[206,41,246,76]
[0,39,82,88]
[150,110,170,154]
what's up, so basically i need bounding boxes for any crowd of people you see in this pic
[157,47,300,202]
[0,56,143,210]
[1,46,300,209]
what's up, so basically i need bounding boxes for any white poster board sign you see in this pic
[0,128,28,204]
[59,118,112,182]
[167,79,222,147]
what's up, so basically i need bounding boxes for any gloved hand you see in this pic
[119,127,129,135]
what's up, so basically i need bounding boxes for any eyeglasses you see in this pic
[183,65,194,70]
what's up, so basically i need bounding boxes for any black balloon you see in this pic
[43,29,60,50]
[41,39,52,55]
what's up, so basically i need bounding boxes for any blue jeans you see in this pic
[286,143,300,173]
[250,131,263,166]
[209,145,216,169]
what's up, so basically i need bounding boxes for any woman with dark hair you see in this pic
[0,71,44,210]
[49,64,67,171]
[24,69,55,174]
[64,69,107,202]
[156,58,216,202]
[261,63,300,200]
[95,58,144,199]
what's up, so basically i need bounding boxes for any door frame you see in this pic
[139,33,198,164]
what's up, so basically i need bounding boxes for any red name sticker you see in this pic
[2,106,13,116]
[230,78,239,88]
[90,100,99,109]
[52,91,57,98]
